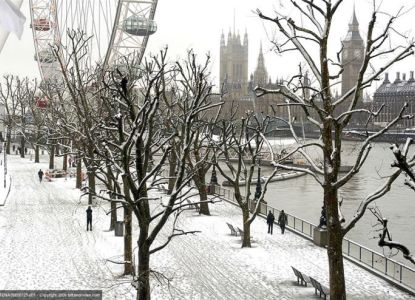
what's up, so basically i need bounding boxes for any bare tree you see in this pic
[214,112,279,247]
[96,49,220,300]
[366,138,415,265]
[26,90,49,163]
[257,1,415,298]
[0,75,24,154]
[165,51,223,215]
[391,139,415,191]
[51,29,103,204]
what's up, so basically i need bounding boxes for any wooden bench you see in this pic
[186,199,200,212]
[291,266,311,287]
[226,222,239,236]
[309,277,329,299]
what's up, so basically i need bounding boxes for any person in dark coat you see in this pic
[38,169,44,182]
[278,210,288,234]
[86,206,93,231]
[266,210,275,234]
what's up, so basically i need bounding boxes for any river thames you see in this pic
[219,139,415,267]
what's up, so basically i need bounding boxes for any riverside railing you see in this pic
[212,185,316,239]
[212,184,415,293]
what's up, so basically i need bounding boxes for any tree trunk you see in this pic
[49,144,55,169]
[241,205,251,247]
[20,135,25,158]
[136,240,150,300]
[326,187,346,299]
[108,177,117,231]
[63,153,68,171]
[76,154,82,189]
[6,128,11,155]
[35,145,40,163]
[124,204,133,275]
[167,159,177,195]
[198,185,210,215]
[87,168,95,205]
[109,200,117,231]
[193,171,210,215]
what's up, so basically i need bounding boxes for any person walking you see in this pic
[278,210,288,234]
[38,169,44,182]
[266,210,275,234]
[86,206,93,231]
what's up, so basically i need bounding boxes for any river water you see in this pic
[219,139,415,267]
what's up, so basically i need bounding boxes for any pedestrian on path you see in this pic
[278,210,288,234]
[86,206,93,231]
[266,210,275,234]
[38,169,44,182]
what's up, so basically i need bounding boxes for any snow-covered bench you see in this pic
[310,277,329,299]
[226,222,239,236]
[291,266,311,287]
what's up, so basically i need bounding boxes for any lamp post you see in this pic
[210,165,218,185]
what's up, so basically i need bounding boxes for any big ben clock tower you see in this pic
[341,9,365,98]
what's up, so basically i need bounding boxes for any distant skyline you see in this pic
[1,0,415,93]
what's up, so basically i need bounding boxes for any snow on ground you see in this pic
[0,154,414,300]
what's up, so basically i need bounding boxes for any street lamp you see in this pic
[210,165,218,185]
[254,157,262,200]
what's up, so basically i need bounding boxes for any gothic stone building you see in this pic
[218,9,369,127]
[219,29,300,122]
[373,72,415,129]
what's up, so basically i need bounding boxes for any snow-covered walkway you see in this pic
[0,155,414,299]
[0,155,134,298]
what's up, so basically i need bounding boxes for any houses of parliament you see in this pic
[218,10,415,129]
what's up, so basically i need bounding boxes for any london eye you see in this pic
[29,0,158,81]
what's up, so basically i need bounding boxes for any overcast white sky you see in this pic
[1,0,415,93]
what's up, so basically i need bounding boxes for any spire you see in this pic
[253,41,268,86]
[257,41,264,66]
[351,4,359,26]
[243,29,248,45]
[220,30,225,47]
[344,6,362,41]
[233,8,236,36]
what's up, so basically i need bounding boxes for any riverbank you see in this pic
[1,155,413,299]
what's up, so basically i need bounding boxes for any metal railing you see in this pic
[212,184,415,293]
[343,238,415,291]
[212,185,316,239]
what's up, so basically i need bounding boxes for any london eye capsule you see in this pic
[31,18,51,31]
[122,16,157,36]
[34,96,48,108]
[34,50,57,63]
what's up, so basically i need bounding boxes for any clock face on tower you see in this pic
[354,49,362,59]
